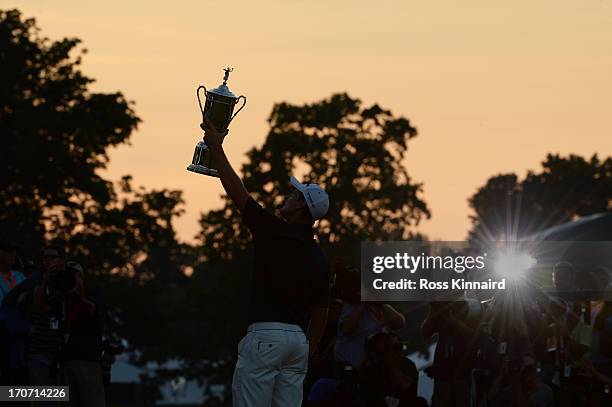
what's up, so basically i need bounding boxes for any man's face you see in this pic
[0,249,16,269]
[42,248,65,273]
[280,190,307,220]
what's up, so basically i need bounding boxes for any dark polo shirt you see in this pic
[243,197,330,330]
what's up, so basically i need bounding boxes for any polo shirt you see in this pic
[243,197,330,330]
[335,303,384,366]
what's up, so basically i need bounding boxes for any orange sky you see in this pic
[8,0,612,242]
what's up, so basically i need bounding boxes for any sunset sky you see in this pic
[9,0,612,242]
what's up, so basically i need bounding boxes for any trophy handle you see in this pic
[196,85,207,115]
[229,95,247,124]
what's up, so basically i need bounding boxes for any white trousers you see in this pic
[232,322,309,407]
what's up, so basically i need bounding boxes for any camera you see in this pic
[44,265,80,322]
[101,339,125,385]
[46,265,80,298]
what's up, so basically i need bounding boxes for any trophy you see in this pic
[187,68,247,177]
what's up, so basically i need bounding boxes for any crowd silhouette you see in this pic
[1,239,123,406]
[2,222,612,407]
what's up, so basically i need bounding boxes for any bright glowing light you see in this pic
[493,251,537,281]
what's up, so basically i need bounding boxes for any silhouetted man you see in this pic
[201,118,331,407]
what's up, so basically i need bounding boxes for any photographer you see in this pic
[476,283,549,407]
[422,300,480,407]
[541,298,593,406]
[6,245,90,406]
[21,245,68,395]
[544,262,609,405]
[488,355,553,407]
[61,261,106,407]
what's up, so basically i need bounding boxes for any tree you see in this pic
[1,8,135,249]
[0,9,190,281]
[468,153,612,242]
[1,9,195,389]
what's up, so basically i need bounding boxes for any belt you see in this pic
[247,322,303,333]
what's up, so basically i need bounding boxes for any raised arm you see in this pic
[201,119,250,213]
[381,304,406,330]
[421,304,439,339]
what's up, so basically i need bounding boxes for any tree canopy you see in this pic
[468,153,612,242]
[0,9,189,281]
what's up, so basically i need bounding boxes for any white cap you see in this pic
[290,176,329,220]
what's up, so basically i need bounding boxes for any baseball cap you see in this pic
[290,176,329,220]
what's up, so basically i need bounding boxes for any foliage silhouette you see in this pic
[1,9,190,281]
[468,153,612,241]
[1,9,191,388]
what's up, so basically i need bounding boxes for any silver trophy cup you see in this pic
[187,68,247,177]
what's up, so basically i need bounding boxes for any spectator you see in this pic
[422,301,479,407]
[308,332,422,407]
[359,332,419,406]
[592,301,612,367]
[14,245,70,406]
[304,262,346,402]
[582,301,612,405]
[307,367,361,407]
[579,359,612,405]
[489,356,554,407]
[335,268,405,370]
[543,262,605,405]
[61,261,106,407]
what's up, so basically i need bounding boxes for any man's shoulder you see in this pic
[243,197,285,233]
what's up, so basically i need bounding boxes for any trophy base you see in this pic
[187,164,220,178]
